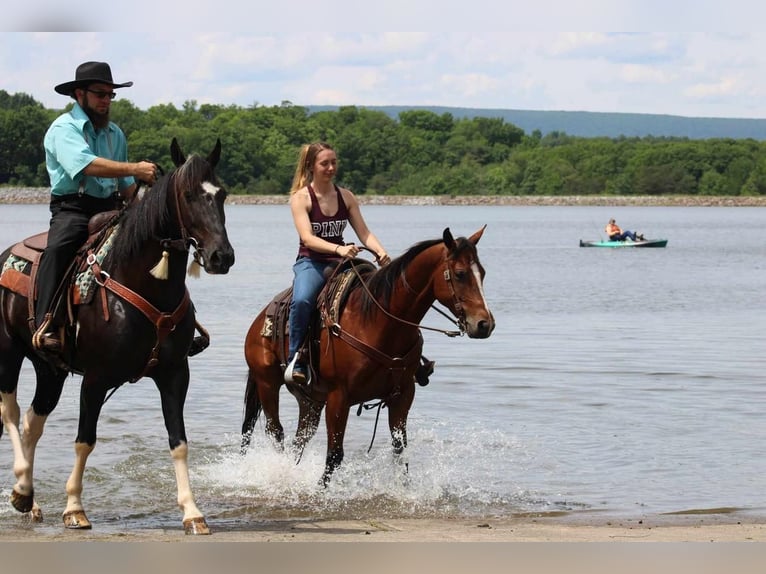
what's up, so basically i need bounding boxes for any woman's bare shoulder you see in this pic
[338,186,358,205]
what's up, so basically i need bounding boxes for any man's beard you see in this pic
[82,100,110,129]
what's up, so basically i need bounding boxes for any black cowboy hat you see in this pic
[54,61,133,95]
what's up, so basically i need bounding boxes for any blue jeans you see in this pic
[288,257,335,359]
[610,230,637,241]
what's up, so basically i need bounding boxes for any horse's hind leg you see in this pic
[292,397,322,463]
[257,374,286,450]
[241,369,285,453]
[241,372,262,453]
[1,352,66,521]
[0,388,38,515]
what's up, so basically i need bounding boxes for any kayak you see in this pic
[579,238,668,248]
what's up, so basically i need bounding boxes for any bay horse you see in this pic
[0,138,234,534]
[241,226,494,485]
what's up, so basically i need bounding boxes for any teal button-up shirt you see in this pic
[43,102,135,198]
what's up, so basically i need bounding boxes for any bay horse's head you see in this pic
[169,137,235,274]
[437,226,495,339]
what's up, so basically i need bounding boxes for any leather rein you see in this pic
[321,245,466,375]
[86,168,203,382]
[336,246,466,337]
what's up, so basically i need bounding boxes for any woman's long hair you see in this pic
[290,142,334,193]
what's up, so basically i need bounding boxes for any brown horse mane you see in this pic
[358,234,475,319]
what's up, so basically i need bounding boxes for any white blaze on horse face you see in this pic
[471,261,491,314]
[201,181,220,197]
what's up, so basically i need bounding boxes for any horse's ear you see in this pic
[170,138,186,167]
[443,227,456,250]
[468,224,487,245]
[207,138,222,168]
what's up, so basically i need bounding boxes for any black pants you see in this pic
[35,193,119,327]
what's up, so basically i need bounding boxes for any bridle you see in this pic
[163,166,209,270]
[343,246,466,338]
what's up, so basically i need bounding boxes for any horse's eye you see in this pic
[454,269,468,281]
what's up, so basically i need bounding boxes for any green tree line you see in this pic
[2,89,766,197]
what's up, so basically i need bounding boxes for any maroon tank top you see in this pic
[297,184,349,262]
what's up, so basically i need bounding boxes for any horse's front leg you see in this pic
[387,382,416,474]
[154,362,209,535]
[321,390,349,486]
[63,376,109,530]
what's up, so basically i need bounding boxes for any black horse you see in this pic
[0,138,234,534]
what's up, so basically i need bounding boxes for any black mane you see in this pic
[108,173,171,262]
[107,153,214,263]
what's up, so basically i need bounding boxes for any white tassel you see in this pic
[150,250,169,280]
[187,258,202,278]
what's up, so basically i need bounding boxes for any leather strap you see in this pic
[92,261,191,379]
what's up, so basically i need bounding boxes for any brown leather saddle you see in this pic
[261,259,377,372]
[0,210,119,336]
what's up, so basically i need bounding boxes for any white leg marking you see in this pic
[65,441,95,514]
[171,442,204,521]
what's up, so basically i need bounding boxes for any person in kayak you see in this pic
[605,218,644,242]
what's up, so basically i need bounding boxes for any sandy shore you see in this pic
[2,518,766,574]
[1,512,765,542]
[2,187,766,207]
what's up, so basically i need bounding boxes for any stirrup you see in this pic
[415,355,436,387]
[32,314,54,350]
[188,335,209,357]
[33,324,62,352]
[284,351,313,386]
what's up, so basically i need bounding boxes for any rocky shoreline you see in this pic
[2,187,765,207]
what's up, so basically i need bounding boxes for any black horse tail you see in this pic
[240,373,262,455]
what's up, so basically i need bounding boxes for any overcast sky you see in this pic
[3,25,766,119]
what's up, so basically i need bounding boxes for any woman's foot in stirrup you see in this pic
[292,363,309,385]
[284,352,311,386]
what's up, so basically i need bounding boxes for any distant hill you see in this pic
[307,105,766,141]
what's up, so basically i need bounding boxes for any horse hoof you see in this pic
[10,488,34,513]
[183,516,211,535]
[29,506,43,522]
[63,510,92,530]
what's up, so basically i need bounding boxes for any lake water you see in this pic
[0,202,764,533]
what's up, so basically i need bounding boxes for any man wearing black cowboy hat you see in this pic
[33,61,158,352]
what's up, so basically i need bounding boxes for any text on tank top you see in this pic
[297,184,349,261]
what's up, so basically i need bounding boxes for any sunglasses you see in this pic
[86,89,117,100]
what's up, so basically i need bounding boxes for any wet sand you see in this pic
[1,512,765,542]
[5,514,766,574]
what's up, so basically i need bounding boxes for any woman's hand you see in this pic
[336,244,360,258]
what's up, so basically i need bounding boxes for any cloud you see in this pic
[3,31,766,118]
